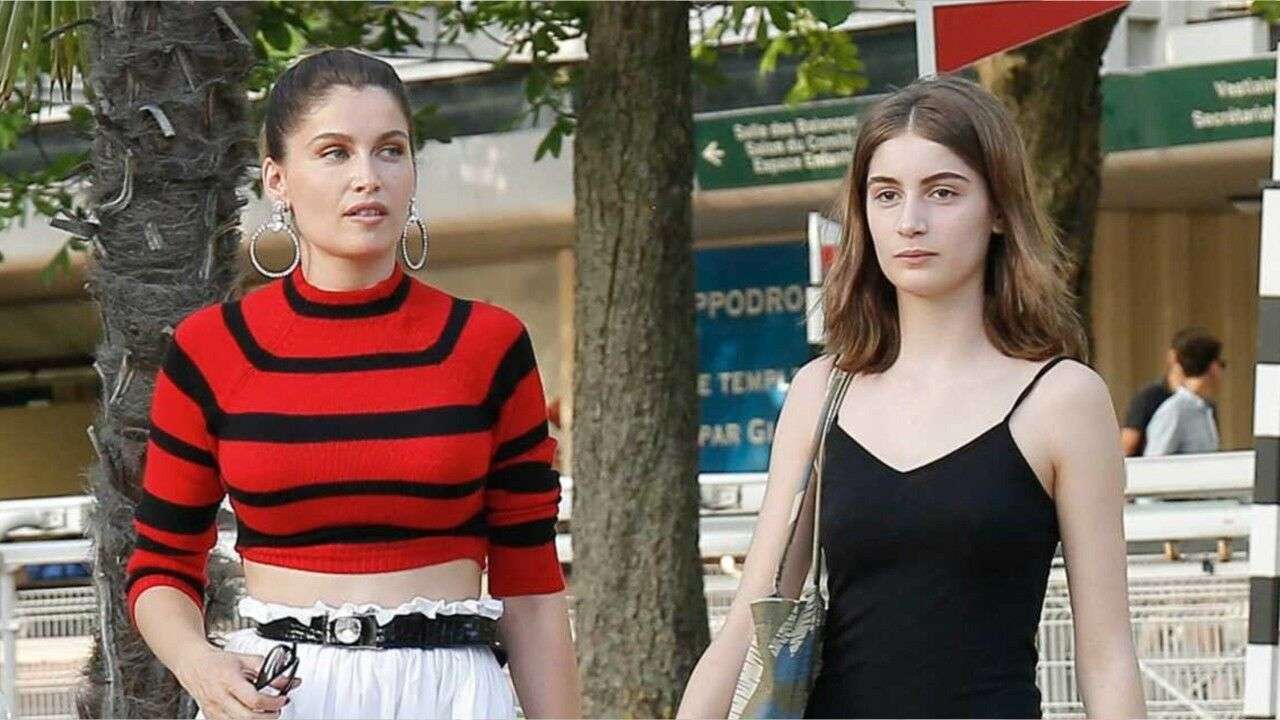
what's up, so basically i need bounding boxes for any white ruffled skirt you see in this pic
[196,595,516,720]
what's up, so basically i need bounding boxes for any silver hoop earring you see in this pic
[250,200,301,279]
[400,198,428,271]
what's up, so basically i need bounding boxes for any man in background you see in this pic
[1121,328,1215,456]
[1143,328,1225,456]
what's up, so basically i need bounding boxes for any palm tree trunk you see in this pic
[77,2,256,717]
[570,2,710,717]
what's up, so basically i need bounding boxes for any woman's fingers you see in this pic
[227,652,266,684]
[264,672,301,693]
[227,676,289,716]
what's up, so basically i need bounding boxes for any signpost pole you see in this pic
[915,0,937,77]
[1244,46,1280,720]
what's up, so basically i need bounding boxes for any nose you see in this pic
[895,196,926,237]
[351,154,382,194]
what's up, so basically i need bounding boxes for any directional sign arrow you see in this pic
[701,140,725,167]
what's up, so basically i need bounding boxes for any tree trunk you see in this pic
[975,9,1123,353]
[571,2,709,716]
[77,2,256,717]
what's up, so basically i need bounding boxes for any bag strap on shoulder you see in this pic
[771,359,853,594]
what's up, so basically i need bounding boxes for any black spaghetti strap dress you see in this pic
[804,357,1070,719]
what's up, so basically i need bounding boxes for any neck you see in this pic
[893,277,991,373]
[299,247,399,291]
[1183,377,1212,400]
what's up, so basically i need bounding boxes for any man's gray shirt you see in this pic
[1143,386,1220,456]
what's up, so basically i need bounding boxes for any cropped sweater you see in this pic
[124,262,564,626]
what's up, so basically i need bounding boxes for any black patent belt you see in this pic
[254,612,500,652]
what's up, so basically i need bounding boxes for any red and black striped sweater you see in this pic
[124,262,564,626]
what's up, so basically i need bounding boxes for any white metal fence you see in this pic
[1038,569,1248,719]
[0,562,1255,720]
[0,451,1259,719]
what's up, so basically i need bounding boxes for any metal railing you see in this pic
[0,450,1259,719]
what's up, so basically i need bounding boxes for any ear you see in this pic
[261,156,287,203]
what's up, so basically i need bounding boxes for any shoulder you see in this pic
[791,354,837,399]
[1131,381,1172,404]
[446,294,532,358]
[778,355,837,422]
[1020,358,1116,436]
[1152,391,1195,420]
[170,302,228,348]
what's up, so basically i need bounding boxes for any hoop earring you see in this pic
[400,198,428,271]
[250,200,301,279]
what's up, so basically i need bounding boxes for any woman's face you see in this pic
[863,131,1002,300]
[262,84,416,264]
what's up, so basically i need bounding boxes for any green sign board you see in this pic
[693,55,1276,190]
[694,97,878,191]
[1102,55,1275,152]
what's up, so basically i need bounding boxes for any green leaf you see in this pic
[67,103,92,133]
[759,36,792,74]
[1254,0,1280,23]
[262,19,293,52]
[525,67,547,103]
[767,4,792,33]
[807,0,853,27]
[39,243,71,285]
[412,104,453,145]
[534,124,563,161]
[754,11,770,45]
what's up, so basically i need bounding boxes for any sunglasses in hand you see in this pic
[254,643,300,698]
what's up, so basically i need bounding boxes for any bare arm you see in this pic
[677,356,834,719]
[135,586,292,720]
[1119,428,1142,457]
[500,591,581,718]
[1037,364,1147,718]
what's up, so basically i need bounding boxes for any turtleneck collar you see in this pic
[283,262,411,319]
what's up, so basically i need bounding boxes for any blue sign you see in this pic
[696,242,812,473]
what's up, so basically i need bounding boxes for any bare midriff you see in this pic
[241,558,484,607]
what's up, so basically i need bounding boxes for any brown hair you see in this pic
[823,75,1087,374]
[259,48,414,162]
[1171,326,1222,377]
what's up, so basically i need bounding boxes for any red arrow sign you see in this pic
[931,0,1128,73]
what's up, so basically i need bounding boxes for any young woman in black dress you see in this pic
[679,76,1146,719]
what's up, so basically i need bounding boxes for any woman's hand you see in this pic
[172,644,299,720]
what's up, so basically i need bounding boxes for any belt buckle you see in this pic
[325,612,380,648]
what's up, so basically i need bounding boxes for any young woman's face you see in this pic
[262,85,416,264]
[863,131,1002,300]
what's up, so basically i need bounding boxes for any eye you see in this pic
[930,187,958,200]
[871,188,899,203]
[380,145,405,158]
[321,146,348,160]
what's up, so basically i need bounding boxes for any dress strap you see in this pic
[1004,356,1073,423]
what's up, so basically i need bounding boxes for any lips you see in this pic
[895,250,937,258]
[343,201,388,217]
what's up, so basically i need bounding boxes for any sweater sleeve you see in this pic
[124,320,225,627]
[484,326,566,597]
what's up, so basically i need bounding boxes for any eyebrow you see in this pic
[308,129,410,145]
[867,171,972,186]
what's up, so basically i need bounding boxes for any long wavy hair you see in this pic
[823,76,1088,374]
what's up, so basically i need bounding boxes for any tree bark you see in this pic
[975,9,1123,352]
[571,2,709,717]
[77,2,255,717]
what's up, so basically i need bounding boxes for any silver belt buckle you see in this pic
[325,612,379,648]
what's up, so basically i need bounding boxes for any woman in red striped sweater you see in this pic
[125,49,580,720]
